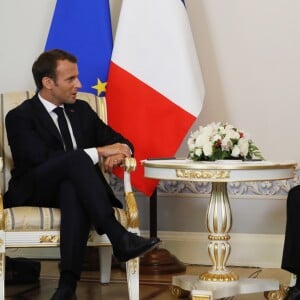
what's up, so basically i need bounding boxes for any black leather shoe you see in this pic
[285,286,300,300]
[113,232,161,262]
[50,287,76,300]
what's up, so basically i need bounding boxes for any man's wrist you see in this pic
[84,148,99,164]
[96,146,103,157]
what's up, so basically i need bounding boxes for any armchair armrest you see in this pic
[123,158,139,231]
[0,194,3,231]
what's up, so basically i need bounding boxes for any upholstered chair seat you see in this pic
[3,206,128,231]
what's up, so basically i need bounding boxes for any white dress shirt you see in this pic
[38,94,99,164]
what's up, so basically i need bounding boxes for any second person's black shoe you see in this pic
[285,286,300,300]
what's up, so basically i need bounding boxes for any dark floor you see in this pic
[5,260,292,299]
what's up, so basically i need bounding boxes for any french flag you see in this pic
[106,0,205,196]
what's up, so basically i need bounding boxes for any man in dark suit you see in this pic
[4,49,160,300]
[282,186,300,300]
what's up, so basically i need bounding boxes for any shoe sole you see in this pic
[114,239,162,262]
[139,240,162,259]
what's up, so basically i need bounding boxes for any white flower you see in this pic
[194,148,202,157]
[189,129,200,139]
[203,141,213,156]
[187,138,195,151]
[224,129,240,140]
[212,134,222,143]
[221,137,232,151]
[238,138,249,157]
[218,125,226,135]
[195,134,210,148]
[231,145,240,157]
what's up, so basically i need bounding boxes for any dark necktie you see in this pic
[53,107,73,151]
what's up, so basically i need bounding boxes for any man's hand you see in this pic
[97,143,132,173]
[103,154,126,173]
[97,143,131,158]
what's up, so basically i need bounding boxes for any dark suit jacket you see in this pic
[4,94,134,208]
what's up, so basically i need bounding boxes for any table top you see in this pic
[142,159,297,182]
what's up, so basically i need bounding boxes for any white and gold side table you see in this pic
[142,159,297,300]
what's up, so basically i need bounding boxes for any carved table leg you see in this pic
[200,182,238,282]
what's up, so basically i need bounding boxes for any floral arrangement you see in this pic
[187,122,264,161]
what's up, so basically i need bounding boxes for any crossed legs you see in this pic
[28,150,127,277]
[19,150,160,299]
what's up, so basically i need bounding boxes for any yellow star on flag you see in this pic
[92,78,107,96]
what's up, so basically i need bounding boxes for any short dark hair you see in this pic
[32,49,78,91]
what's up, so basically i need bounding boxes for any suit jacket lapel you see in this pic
[31,95,62,143]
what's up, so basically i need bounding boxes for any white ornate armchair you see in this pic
[0,91,140,300]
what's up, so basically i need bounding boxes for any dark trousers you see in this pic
[282,185,300,276]
[25,150,126,278]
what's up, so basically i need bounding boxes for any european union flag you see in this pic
[45,0,113,96]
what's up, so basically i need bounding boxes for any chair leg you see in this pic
[0,232,5,299]
[98,246,113,283]
[126,257,139,300]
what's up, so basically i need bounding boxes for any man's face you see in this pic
[47,59,82,105]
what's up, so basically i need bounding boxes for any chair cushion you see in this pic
[4,206,128,231]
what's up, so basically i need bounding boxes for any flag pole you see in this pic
[149,188,158,238]
[139,188,186,274]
